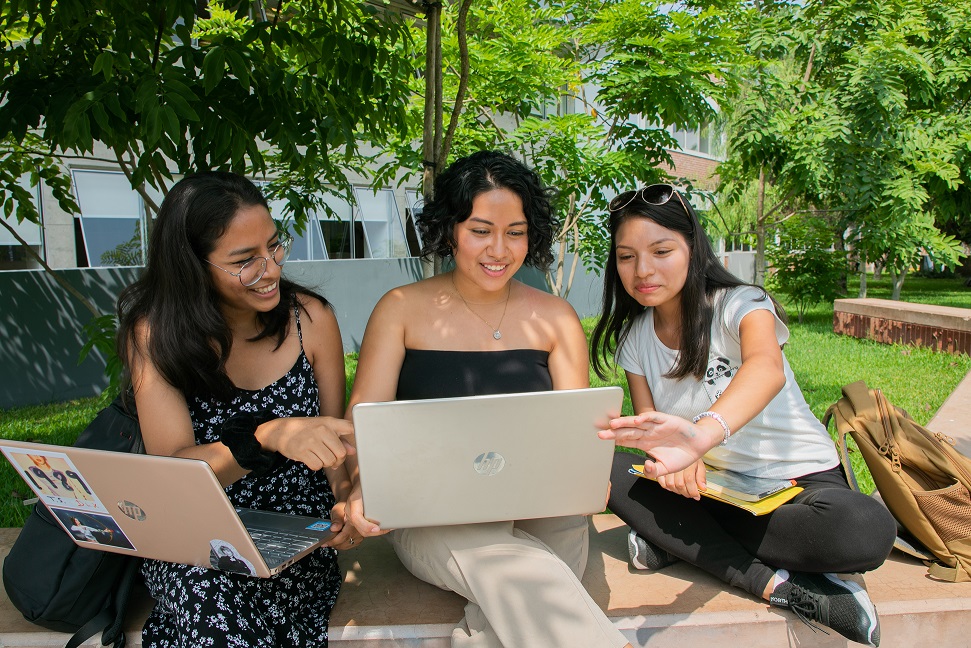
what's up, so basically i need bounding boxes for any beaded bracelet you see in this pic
[220,412,284,477]
[692,411,732,446]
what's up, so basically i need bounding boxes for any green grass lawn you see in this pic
[1,274,968,526]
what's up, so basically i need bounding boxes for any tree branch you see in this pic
[7,145,119,166]
[437,0,473,170]
[762,187,798,219]
[152,8,166,69]
[0,217,100,318]
[432,6,444,171]
[115,147,161,215]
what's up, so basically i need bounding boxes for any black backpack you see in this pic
[2,395,144,648]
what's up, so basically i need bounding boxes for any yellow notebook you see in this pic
[629,464,804,516]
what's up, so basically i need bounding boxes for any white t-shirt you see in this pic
[617,285,839,479]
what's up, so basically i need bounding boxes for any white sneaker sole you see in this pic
[823,573,880,646]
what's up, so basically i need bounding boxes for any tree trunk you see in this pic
[422,0,472,278]
[834,229,847,295]
[873,258,883,281]
[891,266,906,300]
[563,220,580,300]
[754,166,767,285]
[421,2,441,277]
[858,250,867,297]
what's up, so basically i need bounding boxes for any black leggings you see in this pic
[608,451,897,598]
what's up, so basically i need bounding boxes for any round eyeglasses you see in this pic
[206,235,292,286]
[608,183,689,216]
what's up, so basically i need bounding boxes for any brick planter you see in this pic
[833,298,971,355]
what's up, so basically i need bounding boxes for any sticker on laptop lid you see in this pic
[49,507,136,551]
[0,446,109,514]
[210,539,256,576]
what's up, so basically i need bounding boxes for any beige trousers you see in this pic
[389,515,627,648]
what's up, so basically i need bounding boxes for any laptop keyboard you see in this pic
[247,527,320,568]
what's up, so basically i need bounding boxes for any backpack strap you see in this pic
[822,397,863,493]
[928,562,959,582]
[66,609,117,648]
[64,557,140,648]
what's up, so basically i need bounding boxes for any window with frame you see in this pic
[0,177,43,270]
[71,170,147,267]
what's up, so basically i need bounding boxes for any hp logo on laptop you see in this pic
[473,451,505,476]
[117,500,146,521]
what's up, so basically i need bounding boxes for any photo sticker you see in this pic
[49,507,136,551]
[209,540,256,576]
[0,446,108,513]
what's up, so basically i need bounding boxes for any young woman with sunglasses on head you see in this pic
[345,151,632,648]
[591,185,896,647]
[116,172,358,647]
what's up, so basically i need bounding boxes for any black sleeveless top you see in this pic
[396,348,553,400]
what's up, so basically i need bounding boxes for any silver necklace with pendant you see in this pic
[452,274,511,340]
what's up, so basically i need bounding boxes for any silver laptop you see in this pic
[0,440,335,578]
[352,386,623,529]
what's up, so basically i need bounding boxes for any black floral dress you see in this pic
[141,311,341,648]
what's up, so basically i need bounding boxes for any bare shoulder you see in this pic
[295,292,340,333]
[518,282,582,324]
[132,317,151,344]
[126,318,153,361]
[371,276,442,320]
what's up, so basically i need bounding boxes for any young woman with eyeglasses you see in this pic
[116,172,358,647]
[344,151,632,648]
[591,185,896,647]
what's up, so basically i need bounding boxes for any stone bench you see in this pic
[4,512,971,648]
[4,370,971,647]
[833,298,971,355]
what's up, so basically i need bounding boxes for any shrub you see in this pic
[766,216,845,322]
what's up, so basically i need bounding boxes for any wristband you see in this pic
[692,411,732,446]
[220,412,284,477]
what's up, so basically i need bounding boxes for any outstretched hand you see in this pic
[598,411,723,478]
[268,416,356,471]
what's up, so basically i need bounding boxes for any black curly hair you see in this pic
[417,150,559,268]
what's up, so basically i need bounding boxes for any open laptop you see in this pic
[0,440,335,578]
[352,386,623,529]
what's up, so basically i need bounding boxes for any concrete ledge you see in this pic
[6,514,971,648]
[927,369,971,458]
[834,298,971,354]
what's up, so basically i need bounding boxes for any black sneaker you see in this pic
[627,529,678,571]
[769,572,880,647]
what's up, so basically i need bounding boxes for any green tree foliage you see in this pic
[99,222,143,267]
[766,215,846,323]
[0,0,413,226]
[377,0,742,296]
[0,0,413,393]
[720,0,970,299]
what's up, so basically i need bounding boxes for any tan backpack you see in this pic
[823,380,971,582]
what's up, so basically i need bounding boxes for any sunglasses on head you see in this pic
[608,183,690,216]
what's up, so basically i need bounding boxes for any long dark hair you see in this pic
[418,150,559,268]
[591,189,785,381]
[117,171,326,401]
